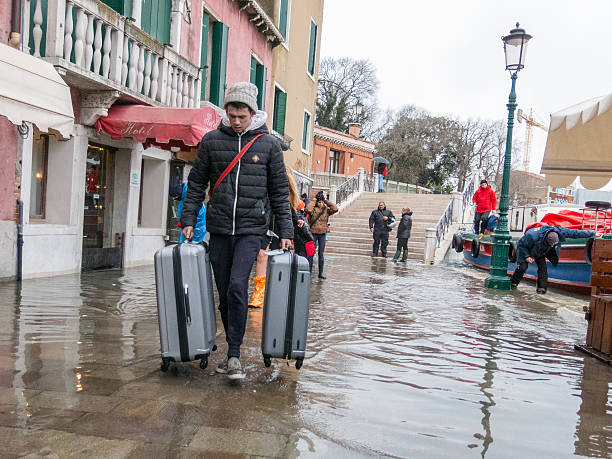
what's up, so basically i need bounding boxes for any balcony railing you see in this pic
[24,0,201,109]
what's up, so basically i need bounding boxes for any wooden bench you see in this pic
[586,239,612,354]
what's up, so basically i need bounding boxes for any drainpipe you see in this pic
[9,0,22,47]
[16,199,24,281]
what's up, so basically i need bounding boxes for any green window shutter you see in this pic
[141,0,154,38]
[101,0,123,14]
[141,0,169,43]
[278,0,288,38]
[200,13,209,100]
[273,89,287,136]
[307,21,317,75]
[302,112,310,150]
[157,0,171,44]
[250,57,257,84]
[210,22,229,107]
[124,0,132,18]
[256,65,266,110]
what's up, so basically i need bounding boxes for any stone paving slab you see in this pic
[71,411,202,446]
[28,390,124,414]
[189,426,290,457]
[0,426,136,458]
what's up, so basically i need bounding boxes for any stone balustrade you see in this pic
[23,0,201,108]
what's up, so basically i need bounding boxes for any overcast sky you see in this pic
[320,0,612,175]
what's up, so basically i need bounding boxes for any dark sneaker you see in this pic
[216,357,228,374]
[318,273,326,279]
[536,288,547,294]
[510,283,518,290]
[227,357,245,380]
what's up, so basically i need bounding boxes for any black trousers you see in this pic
[510,256,548,290]
[209,234,261,358]
[373,230,389,256]
[474,211,490,234]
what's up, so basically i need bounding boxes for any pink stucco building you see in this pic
[0,0,284,279]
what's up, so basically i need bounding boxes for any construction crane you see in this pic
[516,108,548,172]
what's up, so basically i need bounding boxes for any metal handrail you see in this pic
[434,198,454,248]
[364,173,376,192]
[336,174,359,206]
[434,172,480,247]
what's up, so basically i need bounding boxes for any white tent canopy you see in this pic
[541,92,612,190]
[0,43,74,138]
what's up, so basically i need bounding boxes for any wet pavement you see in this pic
[0,254,610,458]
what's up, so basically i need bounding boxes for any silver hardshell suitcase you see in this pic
[261,250,310,369]
[154,242,216,371]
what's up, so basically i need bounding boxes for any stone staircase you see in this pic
[325,193,453,260]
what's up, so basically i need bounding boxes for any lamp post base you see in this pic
[485,231,512,290]
[484,275,511,290]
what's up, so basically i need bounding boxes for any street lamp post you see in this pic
[486,23,532,290]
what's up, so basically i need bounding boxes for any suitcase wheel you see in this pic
[160,358,170,372]
[295,358,303,370]
[200,357,208,369]
[263,356,271,368]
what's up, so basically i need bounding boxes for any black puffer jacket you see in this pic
[369,207,395,234]
[397,211,413,239]
[181,113,293,239]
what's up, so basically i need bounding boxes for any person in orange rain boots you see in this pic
[248,168,315,307]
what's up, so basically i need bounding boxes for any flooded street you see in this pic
[0,254,610,458]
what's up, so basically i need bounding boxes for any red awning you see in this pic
[94,104,221,153]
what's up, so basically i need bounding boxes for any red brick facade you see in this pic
[312,125,375,176]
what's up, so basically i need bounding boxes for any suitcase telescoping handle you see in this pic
[180,239,209,250]
[183,284,192,324]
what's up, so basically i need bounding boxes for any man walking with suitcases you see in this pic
[181,82,293,380]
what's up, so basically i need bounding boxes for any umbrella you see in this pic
[372,156,389,164]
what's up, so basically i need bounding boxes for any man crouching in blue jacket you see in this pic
[510,225,594,294]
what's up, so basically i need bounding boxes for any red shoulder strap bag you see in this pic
[209,133,263,198]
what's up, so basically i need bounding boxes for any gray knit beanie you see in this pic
[224,82,258,113]
[546,231,560,247]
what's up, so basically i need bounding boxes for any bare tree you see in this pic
[316,57,380,139]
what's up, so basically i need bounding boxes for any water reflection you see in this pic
[574,356,612,458]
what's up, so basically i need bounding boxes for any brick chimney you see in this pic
[348,123,361,138]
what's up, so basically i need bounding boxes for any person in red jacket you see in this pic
[472,179,497,234]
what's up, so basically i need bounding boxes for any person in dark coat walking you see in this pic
[510,225,594,294]
[392,207,412,262]
[369,201,395,257]
[181,82,293,380]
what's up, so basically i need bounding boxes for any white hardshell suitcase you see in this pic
[261,250,310,369]
[154,242,216,371]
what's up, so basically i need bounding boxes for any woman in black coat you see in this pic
[392,207,413,262]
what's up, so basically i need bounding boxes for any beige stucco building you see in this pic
[268,0,324,193]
